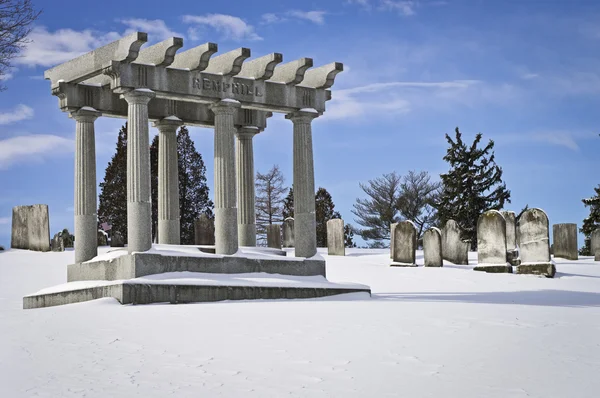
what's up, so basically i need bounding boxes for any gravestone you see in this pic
[97,230,108,246]
[194,214,215,246]
[391,221,417,266]
[552,223,578,260]
[110,231,125,247]
[327,219,345,256]
[282,217,295,248]
[11,204,51,252]
[590,229,600,261]
[474,210,512,273]
[267,224,282,249]
[441,220,469,265]
[501,210,519,266]
[423,227,442,267]
[51,232,65,252]
[516,208,555,277]
[389,222,398,259]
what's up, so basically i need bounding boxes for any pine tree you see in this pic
[98,124,128,242]
[282,187,294,219]
[315,187,341,247]
[436,127,511,250]
[177,126,213,244]
[255,165,287,245]
[150,134,159,242]
[580,185,600,255]
[344,224,356,248]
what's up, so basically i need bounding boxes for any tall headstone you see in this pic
[11,204,51,252]
[389,222,398,259]
[501,210,519,266]
[441,220,469,265]
[267,224,282,249]
[474,210,512,273]
[110,231,125,247]
[327,219,345,256]
[552,223,578,260]
[51,232,65,252]
[391,221,417,266]
[423,227,442,267]
[590,229,600,261]
[282,217,295,248]
[516,208,555,277]
[194,214,215,246]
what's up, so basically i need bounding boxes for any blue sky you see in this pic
[1,0,599,248]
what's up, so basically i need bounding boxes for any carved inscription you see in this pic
[193,78,263,97]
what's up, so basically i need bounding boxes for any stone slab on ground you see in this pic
[516,263,556,278]
[473,265,513,273]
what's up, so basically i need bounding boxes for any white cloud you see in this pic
[287,10,327,25]
[182,14,262,41]
[0,217,9,225]
[261,13,283,24]
[16,26,121,68]
[497,131,599,151]
[0,135,74,169]
[0,104,34,125]
[119,18,183,40]
[380,0,417,16]
[531,132,580,151]
[0,71,14,81]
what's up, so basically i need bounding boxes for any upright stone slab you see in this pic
[267,224,282,249]
[501,210,519,265]
[111,231,125,248]
[391,221,417,266]
[552,223,578,260]
[389,222,398,259]
[423,227,442,267]
[11,204,51,252]
[194,214,215,245]
[51,232,65,252]
[97,230,108,246]
[282,218,295,248]
[516,208,555,277]
[327,219,345,256]
[441,220,469,265]
[591,229,600,261]
[474,210,511,273]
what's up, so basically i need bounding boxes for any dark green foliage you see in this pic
[435,127,511,250]
[344,224,356,248]
[60,228,74,248]
[315,187,341,247]
[282,187,294,220]
[98,124,128,242]
[580,185,600,255]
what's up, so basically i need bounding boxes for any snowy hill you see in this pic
[1,248,600,397]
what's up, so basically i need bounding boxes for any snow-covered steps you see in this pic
[23,272,371,309]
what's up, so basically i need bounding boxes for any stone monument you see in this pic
[552,223,578,260]
[423,227,442,267]
[516,208,555,277]
[474,210,512,273]
[11,204,51,252]
[194,214,215,246]
[326,219,345,256]
[51,232,65,252]
[389,222,398,259]
[501,210,519,266]
[591,229,600,261]
[391,221,417,266]
[441,220,469,265]
[267,224,282,249]
[282,217,295,248]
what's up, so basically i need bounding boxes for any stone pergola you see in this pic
[45,32,343,263]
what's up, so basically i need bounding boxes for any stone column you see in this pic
[154,117,182,245]
[286,110,318,258]
[122,89,155,253]
[210,100,240,255]
[236,126,258,247]
[71,108,101,263]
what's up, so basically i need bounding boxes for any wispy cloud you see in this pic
[497,130,599,151]
[0,104,34,125]
[119,18,183,40]
[261,10,328,25]
[0,135,73,169]
[0,217,9,225]
[380,0,417,16]
[183,14,262,41]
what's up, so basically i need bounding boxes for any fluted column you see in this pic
[210,100,240,254]
[71,107,101,263]
[286,110,318,258]
[154,117,182,245]
[236,127,259,247]
[122,89,155,253]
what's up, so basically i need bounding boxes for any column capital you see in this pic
[286,109,320,122]
[236,126,260,139]
[70,107,101,122]
[153,116,183,131]
[121,88,156,104]
[210,99,241,116]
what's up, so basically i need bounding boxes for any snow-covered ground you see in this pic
[1,247,600,397]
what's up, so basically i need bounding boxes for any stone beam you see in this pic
[300,62,344,89]
[270,58,313,85]
[135,37,184,66]
[44,32,148,86]
[238,53,283,80]
[204,48,251,76]
[53,82,271,129]
[170,42,218,71]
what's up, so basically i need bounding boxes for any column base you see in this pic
[74,214,98,263]
[215,207,238,255]
[127,202,152,253]
[158,219,180,245]
[238,223,256,247]
[295,212,316,258]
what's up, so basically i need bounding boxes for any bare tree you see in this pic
[0,0,41,89]
[255,165,287,245]
[396,170,441,239]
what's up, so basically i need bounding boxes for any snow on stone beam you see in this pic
[269,58,313,85]
[170,42,218,71]
[44,32,148,86]
[203,47,251,76]
[238,53,283,80]
[134,37,184,67]
[300,62,344,89]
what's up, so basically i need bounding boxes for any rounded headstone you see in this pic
[423,227,442,267]
[441,220,469,265]
[589,229,600,260]
[392,220,417,266]
[477,210,507,265]
[518,208,550,264]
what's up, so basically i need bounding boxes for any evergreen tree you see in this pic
[98,124,128,242]
[435,127,511,250]
[580,185,600,255]
[177,126,213,244]
[255,165,287,245]
[344,224,356,248]
[282,186,294,219]
[315,187,341,247]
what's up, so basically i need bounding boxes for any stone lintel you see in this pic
[204,47,251,76]
[300,62,344,89]
[238,53,283,80]
[170,42,218,71]
[134,37,184,67]
[270,58,313,85]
